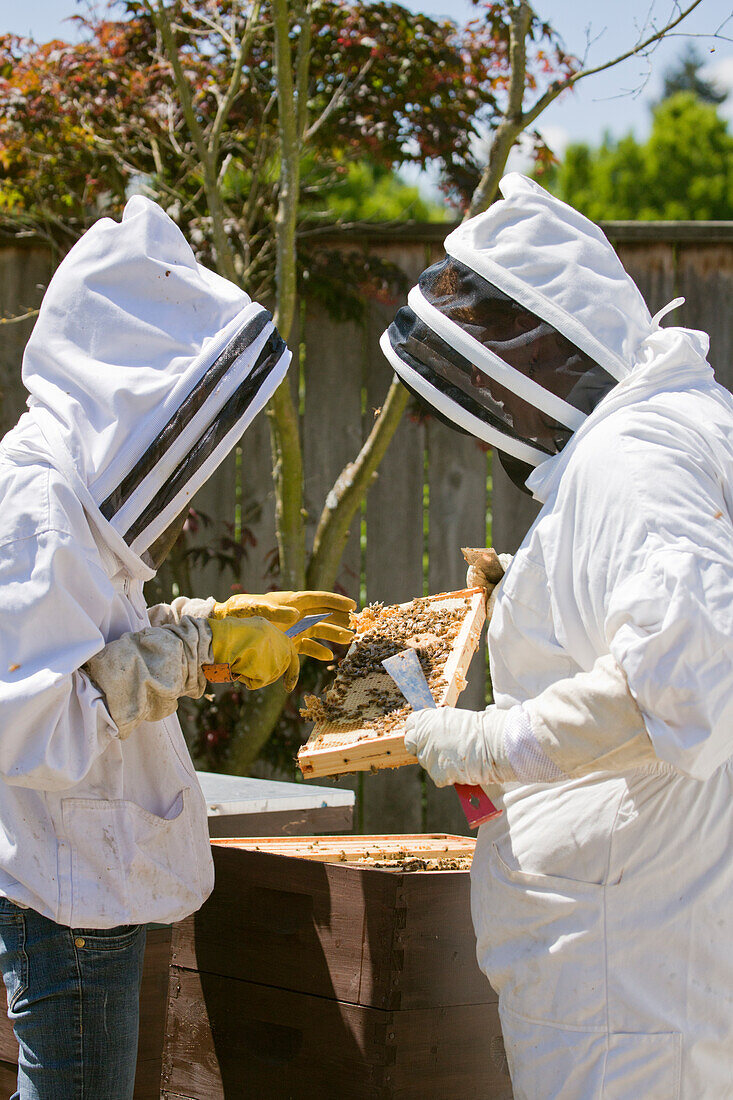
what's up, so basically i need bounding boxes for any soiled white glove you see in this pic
[462,547,513,618]
[84,617,213,739]
[148,596,217,626]
[404,707,516,788]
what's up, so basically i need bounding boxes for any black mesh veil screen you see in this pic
[419,256,617,417]
[385,254,620,491]
[390,305,560,456]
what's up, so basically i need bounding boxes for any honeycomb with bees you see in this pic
[298,589,485,778]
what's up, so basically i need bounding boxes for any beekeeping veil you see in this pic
[15,196,290,577]
[380,173,688,493]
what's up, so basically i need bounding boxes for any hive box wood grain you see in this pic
[162,836,513,1099]
[298,589,486,779]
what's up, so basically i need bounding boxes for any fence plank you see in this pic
[491,457,541,555]
[296,302,366,809]
[184,454,239,602]
[424,420,488,834]
[615,241,677,319]
[302,303,363,600]
[0,244,53,436]
[676,243,733,391]
[361,242,429,834]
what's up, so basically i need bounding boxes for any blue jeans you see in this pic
[0,897,146,1099]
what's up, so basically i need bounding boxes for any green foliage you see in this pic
[543,93,733,220]
[0,1,502,255]
[323,161,447,223]
[0,0,572,251]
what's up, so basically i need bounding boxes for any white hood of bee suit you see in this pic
[445,173,717,499]
[15,195,290,577]
[444,173,658,383]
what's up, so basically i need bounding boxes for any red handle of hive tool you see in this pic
[454,783,501,828]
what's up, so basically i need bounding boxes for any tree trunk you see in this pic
[222,680,289,775]
[268,0,306,592]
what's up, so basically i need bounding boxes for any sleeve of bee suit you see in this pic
[83,617,213,740]
[510,654,656,779]
[406,655,654,788]
[147,595,217,626]
[542,404,733,782]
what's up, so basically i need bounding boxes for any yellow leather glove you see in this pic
[208,617,301,692]
[211,590,356,649]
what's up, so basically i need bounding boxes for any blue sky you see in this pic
[5,0,733,157]
[404,0,733,154]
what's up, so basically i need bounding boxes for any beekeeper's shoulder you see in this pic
[567,392,727,528]
[0,456,93,554]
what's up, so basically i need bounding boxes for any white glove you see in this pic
[404,654,656,790]
[404,706,517,788]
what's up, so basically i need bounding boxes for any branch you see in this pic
[144,0,209,171]
[0,309,39,325]
[294,0,313,141]
[210,0,262,161]
[470,0,707,214]
[307,378,409,591]
[304,56,373,142]
[522,0,706,131]
[242,124,277,230]
[144,0,239,283]
[506,1,530,119]
[181,0,233,47]
[269,0,306,590]
[272,0,301,340]
[468,0,532,217]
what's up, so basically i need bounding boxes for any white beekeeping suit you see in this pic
[382,174,733,1097]
[0,196,291,927]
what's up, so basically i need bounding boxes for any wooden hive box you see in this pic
[161,835,513,1099]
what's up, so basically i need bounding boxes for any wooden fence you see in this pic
[1,223,732,834]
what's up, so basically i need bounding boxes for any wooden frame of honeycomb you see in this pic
[297,589,485,779]
[212,834,476,869]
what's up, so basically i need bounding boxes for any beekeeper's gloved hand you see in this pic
[211,590,356,648]
[208,616,301,691]
[404,654,657,790]
[462,547,512,617]
[405,707,517,787]
[84,617,217,740]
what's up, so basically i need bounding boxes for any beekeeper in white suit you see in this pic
[381,173,733,1099]
[0,196,353,1099]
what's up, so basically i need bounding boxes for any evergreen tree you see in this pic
[661,43,727,105]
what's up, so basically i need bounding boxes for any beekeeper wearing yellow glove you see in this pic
[0,196,352,1100]
[382,174,733,1098]
[84,589,355,736]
